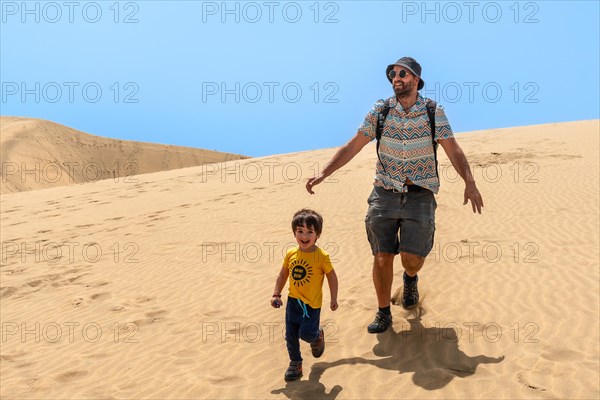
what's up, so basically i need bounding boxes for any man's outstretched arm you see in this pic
[306,132,371,194]
[438,138,484,214]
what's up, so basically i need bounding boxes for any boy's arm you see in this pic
[273,266,289,295]
[271,266,289,308]
[326,270,338,311]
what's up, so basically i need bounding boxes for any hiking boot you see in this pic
[367,311,392,333]
[284,361,302,381]
[310,327,325,358]
[401,273,419,310]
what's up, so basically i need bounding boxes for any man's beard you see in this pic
[393,80,416,98]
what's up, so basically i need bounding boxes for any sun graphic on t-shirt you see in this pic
[290,259,313,287]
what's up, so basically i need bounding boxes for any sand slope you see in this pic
[0,117,248,194]
[0,120,598,399]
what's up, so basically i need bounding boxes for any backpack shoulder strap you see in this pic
[376,98,391,173]
[425,99,439,178]
[425,99,437,144]
[376,98,391,141]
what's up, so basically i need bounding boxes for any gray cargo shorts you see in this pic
[364,185,436,257]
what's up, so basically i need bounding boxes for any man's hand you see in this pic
[306,175,325,194]
[464,182,484,214]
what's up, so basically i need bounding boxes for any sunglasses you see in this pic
[388,69,410,80]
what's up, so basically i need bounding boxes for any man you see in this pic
[306,57,483,333]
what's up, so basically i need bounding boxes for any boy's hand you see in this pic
[271,296,283,308]
[330,299,338,311]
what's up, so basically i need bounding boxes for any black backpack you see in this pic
[375,98,438,177]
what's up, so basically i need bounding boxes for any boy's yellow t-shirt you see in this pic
[283,246,334,309]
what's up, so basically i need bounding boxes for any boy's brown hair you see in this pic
[291,209,323,236]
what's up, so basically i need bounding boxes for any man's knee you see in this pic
[373,252,395,268]
[400,252,425,269]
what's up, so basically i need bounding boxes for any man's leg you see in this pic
[365,186,402,333]
[373,252,395,307]
[397,189,436,309]
[398,252,425,309]
[367,252,395,333]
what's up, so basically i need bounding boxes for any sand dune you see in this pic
[0,117,248,194]
[0,120,598,399]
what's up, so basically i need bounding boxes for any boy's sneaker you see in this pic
[284,361,302,381]
[367,311,392,333]
[310,327,325,358]
[401,273,419,310]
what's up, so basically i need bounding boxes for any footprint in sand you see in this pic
[517,372,547,392]
[132,310,168,326]
[90,292,111,301]
[26,279,43,287]
[54,370,89,383]
[0,287,19,298]
[130,295,155,305]
[71,297,84,306]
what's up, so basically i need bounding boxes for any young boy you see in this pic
[271,208,339,381]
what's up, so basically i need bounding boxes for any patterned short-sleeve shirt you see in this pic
[358,94,454,194]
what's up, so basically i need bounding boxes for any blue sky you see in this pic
[1,1,599,157]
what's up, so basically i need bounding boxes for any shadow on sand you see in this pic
[272,312,504,399]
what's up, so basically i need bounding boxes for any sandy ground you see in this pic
[1,120,598,399]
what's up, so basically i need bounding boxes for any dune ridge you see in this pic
[0,120,598,399]
[0,116,248,194]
